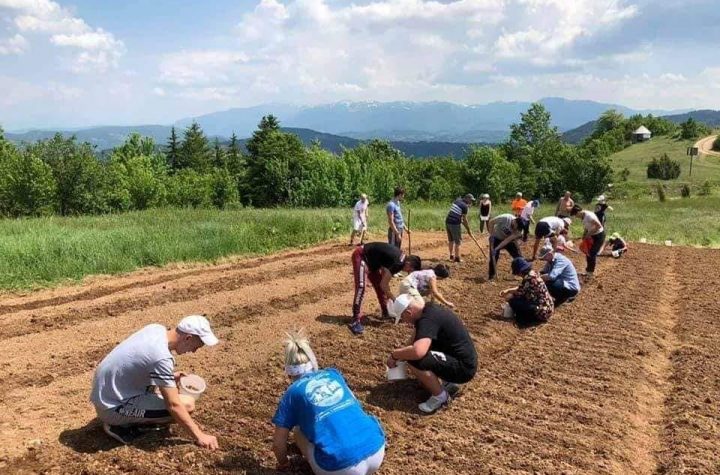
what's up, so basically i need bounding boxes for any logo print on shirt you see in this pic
[305,377,344,407]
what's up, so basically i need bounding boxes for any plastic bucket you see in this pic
[386,361,408,381]
[611,250,620,258]
[179,374,207,400]
[502,303,514,319]
[664,240,672,247]
[639,238,647,244]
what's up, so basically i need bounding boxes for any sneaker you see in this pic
[443,382,462,398]
[380,311,392,321]
[348,320,365,335]
[418,392,449,414]
[583,272,594,282]
[454,257,462,263]
[449,254,454,261]
[103,423,140,444]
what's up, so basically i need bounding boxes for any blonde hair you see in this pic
[283,329,318,369]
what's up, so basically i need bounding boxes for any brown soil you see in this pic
[1,233,718,474]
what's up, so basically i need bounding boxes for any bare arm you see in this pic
[273,427,291,469]
[494,232,521,252]
[390,338,432,362]
[387,209,397,234]
[462,215,472,236]
[380,268,394,300]
[429,277,453,308]
[159,386,218,449]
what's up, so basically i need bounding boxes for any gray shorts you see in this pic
[96,393,172,426]
[446,223,462,244]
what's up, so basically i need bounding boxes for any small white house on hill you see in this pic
[632,126,652,142]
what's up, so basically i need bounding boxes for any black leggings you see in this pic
[488,237,521,280]
[586,231,606,273]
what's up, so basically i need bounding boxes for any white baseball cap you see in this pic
[562,217,572,227]
[177,315,219,346]
[389,294,413,324]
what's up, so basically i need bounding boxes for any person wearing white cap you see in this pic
[90,315,219,448]
[272,330,385,474]
[386,295,477,414]
[349,193,370,246]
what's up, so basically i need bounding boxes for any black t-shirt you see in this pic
[612,238,626,251]
[363,242,404,273]
[414,303,477,369]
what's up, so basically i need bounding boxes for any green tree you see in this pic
[713,136,720,152]
[462,146,520,201]
[679,117,710,140]
[166,126,180,170]
[178,122,212,172]
[213,138,226,169]
[245,116,306,206]
[0,145,56,217]
[210,168,239,209]
[28,134,107,215]
[647,153,681,180]
[594,109,625,136]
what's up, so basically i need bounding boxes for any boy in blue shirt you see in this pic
[386,187,410,248]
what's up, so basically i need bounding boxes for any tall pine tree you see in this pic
[213,138,226,169]
[178,122,212,172]
[166,126,179,170]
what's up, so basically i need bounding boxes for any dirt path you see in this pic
[694,134,720,157]
[1,234,718,474]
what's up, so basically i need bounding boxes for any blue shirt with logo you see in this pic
[272,368,385,471]
[386,199,404,230]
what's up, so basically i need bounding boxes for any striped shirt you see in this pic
[446,198,469,225]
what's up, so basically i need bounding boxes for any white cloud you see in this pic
[0,33,27,55]
[0,0,125,72]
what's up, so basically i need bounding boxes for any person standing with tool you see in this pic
[445,193,477,263]
[386,187,410,249]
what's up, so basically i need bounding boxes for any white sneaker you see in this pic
[418,391,449,414]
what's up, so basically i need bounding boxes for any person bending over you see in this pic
[519,199,539,242]
[90,315,219,448]
[487,213,524,280]
[530,216,571,261]
[604,232,628,257]
[272,330,385,474]
[350,242,422,335]
[399,264,453,308]
[571,205,605,281]
[500,258,554,326]
[387,295,477,414]
[539,246,580,306]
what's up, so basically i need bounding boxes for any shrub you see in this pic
[714,137,720,152]
[656,182,666,202]
[647,154,681,180]
[680,184,691,197]
[698,180,713,196]
[619,167,630,182]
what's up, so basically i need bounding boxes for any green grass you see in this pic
[0,199,718,291]
[611,135,720,183]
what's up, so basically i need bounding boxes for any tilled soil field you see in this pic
[1,232,718,474]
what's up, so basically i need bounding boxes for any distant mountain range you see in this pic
[175,97,686,143]
[5,126,478,158]
[6,97,705,155]
[562,109,720,144]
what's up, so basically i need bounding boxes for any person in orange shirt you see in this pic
[511,192,527,217]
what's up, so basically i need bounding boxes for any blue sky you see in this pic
[1,0,719,130]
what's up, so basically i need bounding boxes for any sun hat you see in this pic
[389,294,413,324]
[511,257,532,276]
[597,195,606,203]
[538,246,554,259]
[177,315,219,346]
[563,217,572,227]
[610,232,620,241]
[482,193,490,199]
[515,192,522,197]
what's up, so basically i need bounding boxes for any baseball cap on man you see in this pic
[562,217,572,227]
[177,315,219,346]
[389,294,413,324]
[538,246,554,259]
[463,193,476,202]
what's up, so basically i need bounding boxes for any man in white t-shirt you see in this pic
[349,193,369,246]
[90,315,219,448]
[530,216,571,261]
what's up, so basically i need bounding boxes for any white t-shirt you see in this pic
[354,200,368,217]
[520,202,535,220]
[582,212,604,235]
[539,216,566,234]
[406,269,436,295]
[90,324,176,410]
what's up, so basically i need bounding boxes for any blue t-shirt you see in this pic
[446,198,468,225]
[386,199,404,230]
[542,253,581,292]
[272,368,385,472]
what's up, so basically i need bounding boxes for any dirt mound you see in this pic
[1,233,718,474]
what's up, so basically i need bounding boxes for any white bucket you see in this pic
[664,240,672,247]
[386,361,408,381]
[611,250,620,258]
[639,238,647,244]
[502,303,514,319]
[179,374,207,400]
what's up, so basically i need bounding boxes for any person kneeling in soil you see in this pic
[538,246,580,306]
[387,295,477,414]
[603,233,628,258]
[500,258,554,325]
[90,315,219,448]
[272,330,385,474]
[399,263,454,308]
[350,242,422,335]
